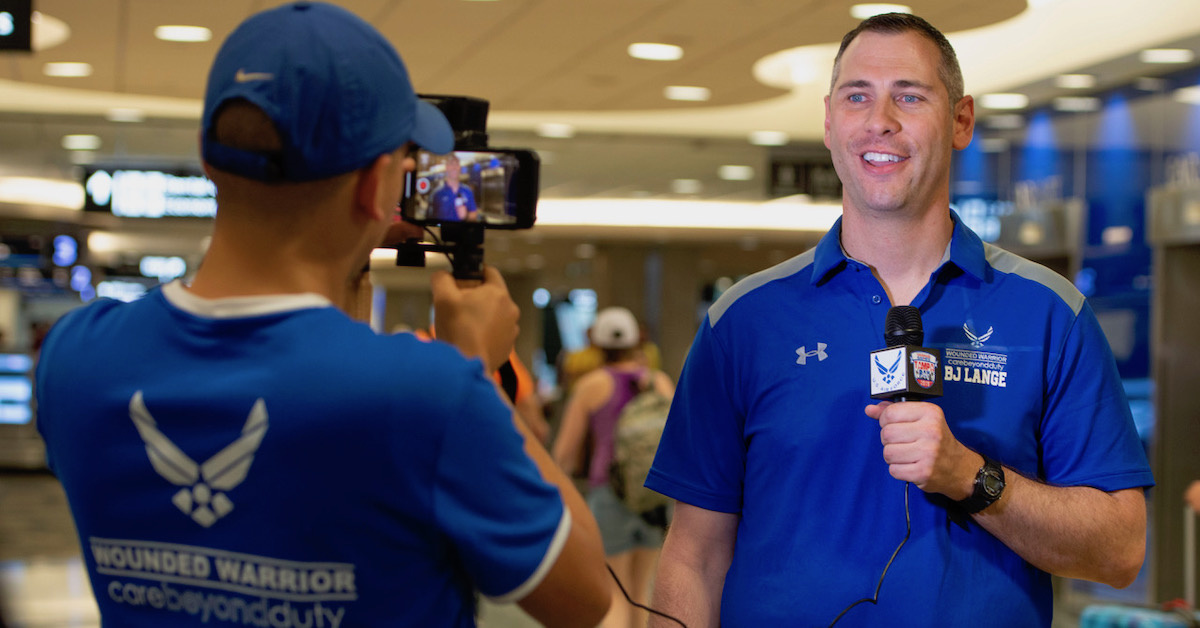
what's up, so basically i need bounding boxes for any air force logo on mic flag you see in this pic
[871,347,906,395]
[129,391,269,528]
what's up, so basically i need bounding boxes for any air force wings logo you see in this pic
[874,353,901,384]
[964,323,994,348]
[129,391,269,528]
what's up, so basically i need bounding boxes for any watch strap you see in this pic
[957,454,1005,514]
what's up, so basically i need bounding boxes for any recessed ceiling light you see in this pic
[154,25,212,42]
[979,93,1029,110]
[849,3,912,19]
[718,165,755,181]
[628,42,683,61]
[1053,96,1100,112]
[106,108,146,123]
[1174,85,1200,105]
[536,123,575,139]
[1140,48,1194,64]
[664,85,711,102]
[749,130,789,146]
[62,134,102,150]
[43,62,92,78]
[671,179,702,195]
[1055,74,1096,89]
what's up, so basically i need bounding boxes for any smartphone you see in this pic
[398,148,538,229]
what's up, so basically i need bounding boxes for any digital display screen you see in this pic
[0,0,33,52]
[398,149,536,229]
[83,167,216,219]
[0,354,33,425]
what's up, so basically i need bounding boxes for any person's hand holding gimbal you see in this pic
[431,265,519,373]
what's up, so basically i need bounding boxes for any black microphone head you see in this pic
[884,305,923,347]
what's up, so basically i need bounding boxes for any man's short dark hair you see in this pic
[830,13,964,105]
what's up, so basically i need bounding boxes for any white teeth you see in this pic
[863,152,903,164]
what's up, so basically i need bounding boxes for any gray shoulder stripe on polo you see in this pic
[708,249,817,327]
[983,243,1085,316]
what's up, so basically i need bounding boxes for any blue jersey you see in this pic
[646,212,1153,627]
[36,282,568,627]
[431,183,477,221]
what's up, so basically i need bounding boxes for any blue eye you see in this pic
[900,95,920,103]
[849,94,866,103]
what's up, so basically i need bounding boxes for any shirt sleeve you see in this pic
[432,368,569,600]
[645,315,746,513]
[1039,302,1154,491]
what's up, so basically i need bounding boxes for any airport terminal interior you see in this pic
[3,0,1200,625]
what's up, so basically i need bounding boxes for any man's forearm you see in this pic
[649,558,723,628]
[974,471,1146,588]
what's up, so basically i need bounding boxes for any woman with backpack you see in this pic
[552,306,675,628]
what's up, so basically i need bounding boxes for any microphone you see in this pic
[870,305,943,402]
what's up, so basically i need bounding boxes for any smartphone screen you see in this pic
[398,148,537,229]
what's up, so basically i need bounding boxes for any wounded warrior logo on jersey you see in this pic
[129,391,269,527]
[944,322,1009,388]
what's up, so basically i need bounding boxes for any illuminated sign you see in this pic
[0,0,32,52]
[84,167,216,219]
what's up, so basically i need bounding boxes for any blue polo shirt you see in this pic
[36,283,568,627]
[646,211,1153,627]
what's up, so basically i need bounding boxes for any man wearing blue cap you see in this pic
[34,3,609,626]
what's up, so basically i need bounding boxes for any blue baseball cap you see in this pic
[201,2,454,182]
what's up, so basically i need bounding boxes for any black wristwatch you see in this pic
[958,454,1005,514]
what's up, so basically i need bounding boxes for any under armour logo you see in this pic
[874,353,901,384]
[964,323,994,348]
[129,391,269,528]
[796,343,828,365]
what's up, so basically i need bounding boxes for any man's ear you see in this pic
[354,153,394,222]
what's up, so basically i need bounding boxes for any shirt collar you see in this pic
[809,208,987,285]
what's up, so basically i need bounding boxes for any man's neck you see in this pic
[839,206,953,307]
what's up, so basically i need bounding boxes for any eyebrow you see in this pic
[835,79,937,92]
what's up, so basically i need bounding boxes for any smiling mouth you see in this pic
[862,151,906,166]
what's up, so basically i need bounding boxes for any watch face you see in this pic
[982,472,1004,497]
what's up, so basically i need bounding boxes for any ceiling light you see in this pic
[1055,74,1095,89]
[749,130,789,146]
[536,123,575,139]
[154,25,212,42]
[979,93,1029,110]
[984,114,1025,130]
[1140,48,1194,64]
[106,108,146,123]
[718,165,755,181]
[43,62,92,77]
[849,4,911,19]
[664,85,711,102]
[1174,85,1200,105]
[0,177,85,210]
[671,179,702,195]
[31,12,70,51]
[628,43,683,61]
[62,134,101,150]
[1053,96,1100,112]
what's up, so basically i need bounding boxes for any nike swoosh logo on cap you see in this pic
[235,69,274,83]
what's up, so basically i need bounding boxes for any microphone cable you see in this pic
[606,563,688,628]
[826,481,912,627]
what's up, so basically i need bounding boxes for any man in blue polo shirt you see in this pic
[646,13,1152,627]
[35,3,609,627]
[431,153,479,222]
